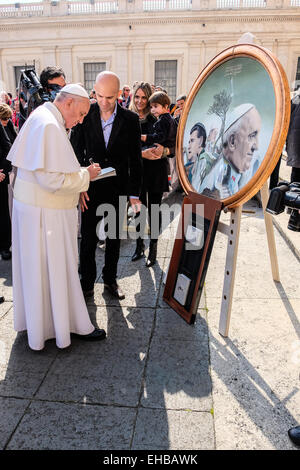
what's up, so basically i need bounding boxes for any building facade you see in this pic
[0,0,300,100]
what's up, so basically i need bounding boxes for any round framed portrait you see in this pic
[176,44,291,208]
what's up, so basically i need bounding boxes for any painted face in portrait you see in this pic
[187,130,203,163]
[226,107,261,173]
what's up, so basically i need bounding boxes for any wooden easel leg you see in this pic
[218,205,242,337]
[260,182,280,282]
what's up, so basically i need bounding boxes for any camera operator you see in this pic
[39,66,66,95]
[18,66,66,129]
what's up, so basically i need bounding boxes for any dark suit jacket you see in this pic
[0,120,16,183]
[70,102,142,198]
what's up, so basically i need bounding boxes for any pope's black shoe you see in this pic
[72,328,106,341]
[0,296,4,304]
[288,425,300,446]
[104,282,125,300]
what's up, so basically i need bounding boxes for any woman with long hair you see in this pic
[130,81,173,267]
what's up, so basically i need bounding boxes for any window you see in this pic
[154,60,177,103]
[295,57,300,90]
[84,62,106,93]
[14,65,34,90]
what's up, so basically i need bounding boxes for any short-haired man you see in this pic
[7,84,106,350]
[40,66,66,93]
[119,85,131,108]
[184,122,217,192]
[173,94,187,123]
[71,71,143,300]
[199,104,261,199]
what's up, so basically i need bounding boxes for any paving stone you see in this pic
[132,408,214,450]
[141,338,212,411]
[0,397,30,449]
[36,308,154,406]
[0,311,58,398]
[6,401,136,450]
[35,344,146,406]
[154,308,208,343]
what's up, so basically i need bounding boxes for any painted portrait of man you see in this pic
[181,56,275,201]
[199,103,262,198]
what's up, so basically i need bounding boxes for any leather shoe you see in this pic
[0,250,11,260]
[288,425,300,446]
[0,296,4,304]
[131,238,145,262]
[72,328,106,341]
[104,282,125,300]
[146,241,157,267]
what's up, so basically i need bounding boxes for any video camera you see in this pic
[266,181,300,232]
[18,68,62,122]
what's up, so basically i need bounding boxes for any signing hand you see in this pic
[87,163,101,181]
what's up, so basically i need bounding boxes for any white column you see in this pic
[187,44,202,92]
[56,46,73,82]
[203,41,217,68]
[42,47,56,69]
[115,44,129,86]
[131,43,146,84]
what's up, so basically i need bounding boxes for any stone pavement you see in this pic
[0,189,299,451]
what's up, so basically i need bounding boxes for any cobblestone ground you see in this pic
[0,191,299,450]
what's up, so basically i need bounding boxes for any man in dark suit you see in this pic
[71,71,142,300]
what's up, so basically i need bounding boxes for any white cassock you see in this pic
[7,101,95,350]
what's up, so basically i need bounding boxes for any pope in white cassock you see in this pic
[7,83,106,350]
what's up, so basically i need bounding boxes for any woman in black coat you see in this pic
[130,82,175,267]
[0,104,17,260]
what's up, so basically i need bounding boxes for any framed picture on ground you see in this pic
[176,44,291,208]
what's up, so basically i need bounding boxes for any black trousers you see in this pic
[269,156,282,190]
[135,189,163,242]
[0,183,11,251]
[79,188,125,291]
[291,167,300,183]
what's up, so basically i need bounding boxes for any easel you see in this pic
[217,181,279,337]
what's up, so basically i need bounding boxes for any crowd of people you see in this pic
[0,67,187,264]
[0,66,188,347]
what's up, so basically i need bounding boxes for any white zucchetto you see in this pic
[60,83,90,99]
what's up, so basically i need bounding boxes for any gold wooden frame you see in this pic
[176,44,291,208]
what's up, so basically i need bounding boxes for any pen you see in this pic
[89,158,94,165]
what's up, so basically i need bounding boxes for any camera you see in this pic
[18,68,62,122]
[266,181,300,232]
